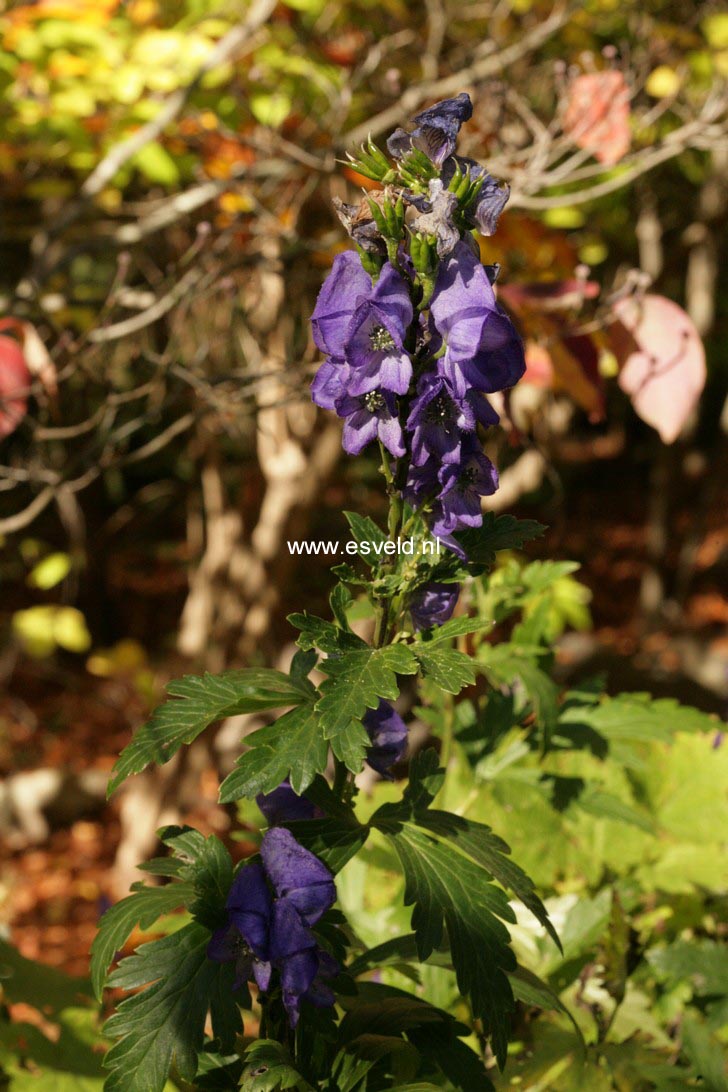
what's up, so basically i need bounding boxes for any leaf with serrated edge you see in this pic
[316,645,417,771]
[414,646,476,695]
[91,882,194,1000]
[375,822,516,1067]
[109,669,314,796]
[103,924,241,1092]
[219,703,328,802]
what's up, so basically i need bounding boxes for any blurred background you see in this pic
[0,0,726,1085]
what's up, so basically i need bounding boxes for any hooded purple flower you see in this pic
[433,442,499,535]
[363,699,408,778]
[261,827,336,927]
[257,780,320,826]
[430,241,525,396]
[410,583,459,630]
[335,389,405,457]
[207,828,337,1026]
[407,371,499,466]
[346,263,414,396]
[387,93,473,168]
[311,250,373,360]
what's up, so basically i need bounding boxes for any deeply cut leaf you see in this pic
[109,668,314,795]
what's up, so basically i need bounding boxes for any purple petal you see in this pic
[311,251,372,358]
[311,357,348,410]
[260,828,336,926]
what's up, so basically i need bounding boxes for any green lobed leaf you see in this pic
[219,702,328,801]
[316,644,418,771]
[108,669,315,795]
[90,882,193,1000]
[559,692,720,742]
[103,924,242,1092]
[455,514,546,569]
[414,645,476,694]
[92,827,233,998]
[240,1039,313,1090]
[288,611,365,653]
[343,511,387,567]
[374,821,516,1067]
[414,615,493,645]
[507,964,585,1048]
[480,645,559,746]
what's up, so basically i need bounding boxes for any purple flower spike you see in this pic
[336,389,405,457]
[388,93,473,168]
[260,827,336,927]
[346,264,414,395]
[311,250,373,359]
[256,780,320,826]
[410,583,459,630]
[363,699,408,778]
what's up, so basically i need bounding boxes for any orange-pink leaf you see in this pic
[563,71,631,166]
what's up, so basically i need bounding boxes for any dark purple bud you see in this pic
[388,93,473,167]
[410,583,459,630]
[363,699,408,778]
[257,781,320,825]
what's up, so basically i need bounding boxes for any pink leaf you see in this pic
[0,334,31,440]
[612,294,706,443]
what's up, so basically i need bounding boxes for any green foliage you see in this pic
[240,1040,313,1090]
[103,923,241,1092]
[108,668,315,795]
[219,702,328,800]
[91,826,233,997]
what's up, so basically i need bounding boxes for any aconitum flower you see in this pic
[433,443,499,535]
[346,264,414,396]
[335,389,405,457]
[207,828,337,1026]
[430,241,525,396]
[410,583,459,630]
[407,372,499,466]
[363,699,408,777]
[311,250,372,361]
[387,92,473,167]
